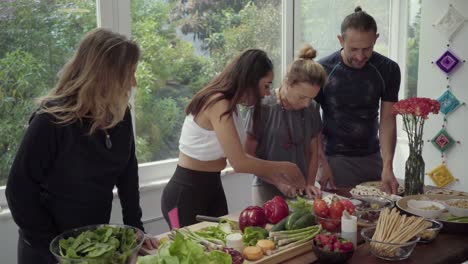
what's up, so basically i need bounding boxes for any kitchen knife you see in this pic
[195,215,221,223]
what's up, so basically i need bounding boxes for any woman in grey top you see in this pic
[245,44,327,205]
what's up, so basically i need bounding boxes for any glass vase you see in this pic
[404,150,425,196]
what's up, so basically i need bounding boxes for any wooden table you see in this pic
[147,187,468,263]
[279,188,468,264]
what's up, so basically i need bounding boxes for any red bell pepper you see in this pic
[263,195,289,224]
[238,206,267,232]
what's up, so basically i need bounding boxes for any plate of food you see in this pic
[396,194,468,234]
[359,181,405,196]
[351,196,394,227]
[425,188,468,197]
[350,182,402,202]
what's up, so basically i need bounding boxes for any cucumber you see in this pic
[286,210,307,230]
[290,213,315,230]
[270,217,288,232]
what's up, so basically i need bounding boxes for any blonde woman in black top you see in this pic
[6,28,158,264]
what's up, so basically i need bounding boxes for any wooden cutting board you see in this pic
[248,241,316,264]
[140,218,317,264]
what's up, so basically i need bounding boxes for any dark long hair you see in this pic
[185,49,273,120]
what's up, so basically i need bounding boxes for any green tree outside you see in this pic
[0,0,96,184]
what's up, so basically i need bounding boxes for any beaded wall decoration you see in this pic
[426,163,456,188]
[435,50,461,75]
[437,89,463,115]
[427,4,466,187]
[431,128,456,153]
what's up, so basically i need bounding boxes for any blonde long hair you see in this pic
[36,28,140,134]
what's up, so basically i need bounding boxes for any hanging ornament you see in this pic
[433,4,466,41]
[426,163,456,188]
[435,50,462,75]
[437,90,463,115]
[431,128,456,153]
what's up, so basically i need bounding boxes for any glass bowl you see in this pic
[352,196,394,226]
[315,215,341,233]
[50,224,144,264]
[418,219,443,243]
[312,239,354,264]
[361,227,419,261]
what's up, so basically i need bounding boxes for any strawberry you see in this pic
[333,241,342,251]
[323,244,333,251]
[340,241,354,252]
[319,234,330,245]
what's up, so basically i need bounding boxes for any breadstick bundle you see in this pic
[370,208,430,257]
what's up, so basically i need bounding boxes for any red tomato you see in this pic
[339,199,356,215]
[319,219,339,232]
[313,198,329,217]
[329,200,345,219]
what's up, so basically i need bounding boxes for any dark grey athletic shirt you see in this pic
[245,90,322,186]
[316,50,401,156]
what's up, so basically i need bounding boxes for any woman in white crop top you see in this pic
[161,49,308,229]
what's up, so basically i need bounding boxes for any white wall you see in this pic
[0,172,253,264]
[417,0,468,192]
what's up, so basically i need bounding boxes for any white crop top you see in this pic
[179,108,246,161]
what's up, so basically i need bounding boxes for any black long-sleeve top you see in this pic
[6,108,144,248]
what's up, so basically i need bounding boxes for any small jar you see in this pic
[341,214,357,247]
[226,233,244,252]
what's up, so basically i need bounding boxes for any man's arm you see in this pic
[379,101,399,194]
[304,135,322,198]
[307,136,319,185]
[317,133,336,190]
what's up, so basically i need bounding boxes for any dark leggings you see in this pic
[18,230,56,264]
[161,165,228,229]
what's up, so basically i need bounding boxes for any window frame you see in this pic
[0,0,410,208]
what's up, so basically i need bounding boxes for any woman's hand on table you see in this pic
[303,184,322,199]
[142,234,159,250]
[277,183,300,198]
[278,162,307,189]
[318,162,336,191]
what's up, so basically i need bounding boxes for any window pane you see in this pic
[131,0,283,163]
[0,0,96,185]
[295,0,390,59]
[405,0,421,98]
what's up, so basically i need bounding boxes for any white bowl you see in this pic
[446,199,468,217]
[407,200,445,219]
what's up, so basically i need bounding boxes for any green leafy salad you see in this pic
[57,226,139,264]
[138,233,231,264]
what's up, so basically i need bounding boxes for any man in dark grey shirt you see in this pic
[316,7,401,194]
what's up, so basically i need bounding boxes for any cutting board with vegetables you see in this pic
[247,239,316,264]
[141,218,318,263]
[140,221,220,256]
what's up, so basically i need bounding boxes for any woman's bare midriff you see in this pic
[178,152,227,172]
